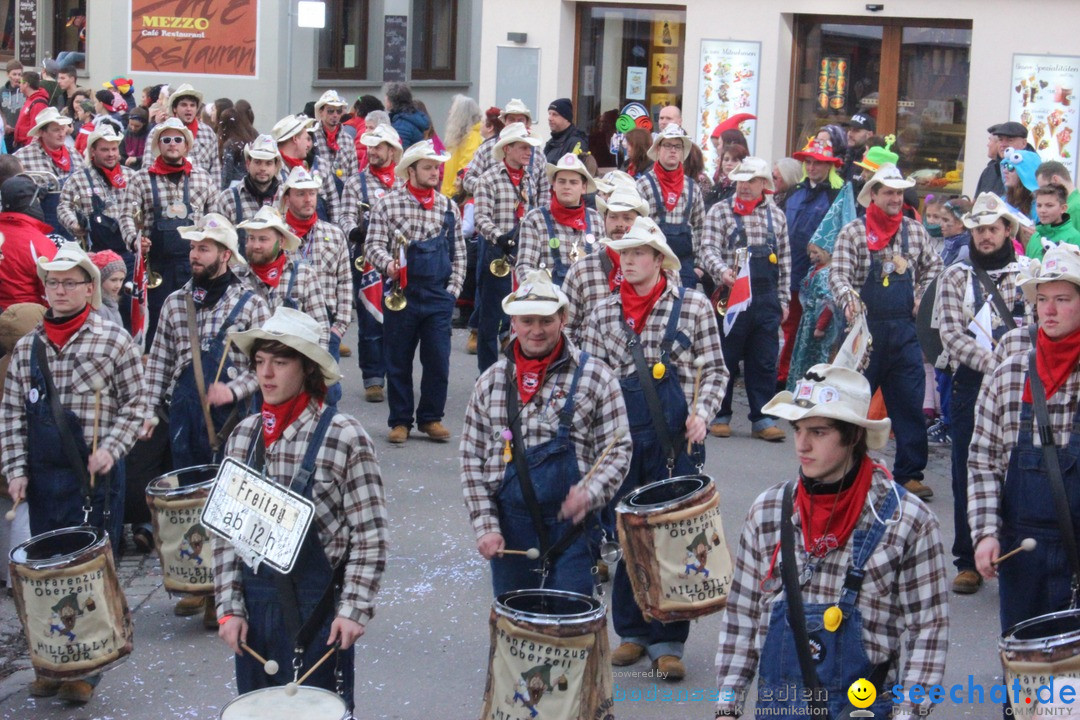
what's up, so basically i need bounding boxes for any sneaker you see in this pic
[57,680,94,704]
[653,655,686,682]
[752,426,786,442]
[466,330,478,355]
[902,479,934,500]
[418,421,451,442]
[338,343,353,358]
[952,569,983,594]
[28,678,61,697]
[364,385,385,403]
[388,425,410,444]
[202,596,218,630]
[174,595,205,616]
[927,419,950,445]
[709,422,731,438]
[611,642,646,666]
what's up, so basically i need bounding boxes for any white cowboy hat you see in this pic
[856,163,915,208]
[500,98,534,123]
[149,117,193,159]
[762,363,892,449]
[169,83,203,108]
[231,306,341,385]
[178,213,247,266]
[272,114,317,144]
[314,90,347,113]
[243,133,281,163]
[396,140,451,180]
[359,124,403,152]
[604,216,681,271]
[492,122,541,162]
[281,165,323,193]
[595,185,649,216]
[962,192,1021,237]
[728,157,776,192]
[37,242,101,309]
[545,153,596,194]
[501,270,569,316]
[1018,242,1080,304]
[82,124,123,163]
[237,206,302,253]
[594,170,638,196]
[27,106,72,137]
[647,124,693,162]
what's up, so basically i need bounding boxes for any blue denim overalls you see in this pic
[348,172,387,389]
[539,207,594,286]
[146,173,194,344]
[646,172,698,288]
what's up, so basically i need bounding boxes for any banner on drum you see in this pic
[650,495,733,611]
[489,618,593,720]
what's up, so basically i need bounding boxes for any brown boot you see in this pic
[418,421,451,442]
[388,425,410,444]
[57,680,94,703]
[951,569,983,594]
[174,595,204,616]
[611,642,646,666]
[28,678,61,697]
[709,422,731,438]
[203,596,218,630]
[365,385,385,403]
[752,426,786,442]
[653,655,686,681]
[903,479,934,500]
[466,329,478,355]
[338,343,352,358]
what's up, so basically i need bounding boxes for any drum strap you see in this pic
[971,264,1017,333]
[780,481,825,714]
[32,336,92,497]
[1027,323,1080,604]
[505,361,552,556]
[185,293,220,453]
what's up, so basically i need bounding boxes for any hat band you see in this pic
[511,292,561,304]
[792,380,845,409]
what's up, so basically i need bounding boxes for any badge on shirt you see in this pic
[522,371,540,392]
[28,388,39,404]
[192,287,208,304]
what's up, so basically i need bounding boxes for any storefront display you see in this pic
[1011,54,1080,180]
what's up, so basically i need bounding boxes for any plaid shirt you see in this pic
[0,312,145,479]
[515,206,604,285]
[829,217,942,315]
[56,164,136,243]
[13,140,86,187]
[236,257,331,346]
[141,122,221,180]
[277,162,340,223]
[936,261,1027,375]
[459,340,632,539]
[562,252,682,341]
[210,181,277,227]
[338,171,402,237]
[463,137,548,198]
[578,282,729,423]
[120,167,218,247]
[214,400,388,625]
[365,187,467,297]
[713,468,949,717]
[701,198,792,307]
[143,279,271,417]
[293,220,353,336]
[313,123,358,198]
[473,162,549,243]
[635,168,705,254]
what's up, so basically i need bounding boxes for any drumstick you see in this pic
[499,548,541,559]
[89,378,105,490]
[992,537,1037,566]
[211,338,233,387]
[294,644,339,686]
[240,642,279,675]
[688,357,707,454]
[4,498,21,522]
[580,426,629,488]
[964,311,998,348]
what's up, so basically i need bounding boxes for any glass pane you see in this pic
[54,0,86,66]
[0,0,14,56]
[430,1,452,70]
[896,27,971,197]
[342,0,365,69]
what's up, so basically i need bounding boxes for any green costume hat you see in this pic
[854,134,899,173]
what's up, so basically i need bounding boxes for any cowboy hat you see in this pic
[762,364,892,449]
[500,98,534,123]
[962,192,1021,237]
[169,83,203,108]
[594,170,638,196]
[231,306,341,385]
[178,213,247,266]
[647,124,693,162]
[27,106,72,137]
[359,124,403,152]
[501,270,569,316]
[856,164,915,208]
[492,122,541,162]
[545,153,597,193]
[605,216,681,271]
[728,157,775,192]
[281,165,323,193]
[595,185,649,216]
[237,206,302,252]
[272,114,317,144]
[314,90,347,113]
[37,242,102,309]
[244,133,281,163]
[1018,242,1080,304]
[149,117,194,159]
[82,124,123,163]
[396,140,451,180]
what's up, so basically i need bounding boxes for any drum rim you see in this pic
[146,464,220,498]
[219,685,347,717]
[1001,608,1080,649]
[616,474,711,515]
[9,526,106,568]
[494,588,605,625]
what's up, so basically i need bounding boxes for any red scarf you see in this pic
[185,118,199,138]
[1023,327,1080,402]
[250,252,288,288]
[407,181,435,210]
[261,391,313,448]
[605,247,623,292]
[40,141,71,172]
[513,336,564,405]
[865,203,904,252]
[280,153,305,170]
[621,274,667,333]
[653,163,684,212]
[43,305,92,349]
[732,194,764,216]
[148,157,192,176]
[549,196,586,231]
[795,454,875,557]
[504,161,525,187]
[285,209,317,239]
[324,123,340,152]
[97,163,126,189]
[371,163,396,188]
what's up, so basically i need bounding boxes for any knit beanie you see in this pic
[548,98,573,123]
[91,250,127,281]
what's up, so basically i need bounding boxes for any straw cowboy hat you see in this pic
[856,163,914,208]
[492,122,541,162]
[1018,242,1080,304]
[594,170,638,196]
[501,270,569,316]
[360,124,403,152]
[169,83,203,108]
[27,106,72,137]
[281,165,323,193]
[595,185,649,216]
[272,114,317,144]
[178,213,247,266]
[728,157,775,192]
[149,117,193,159]
[762,363,892,449]
[82,124,123,163]
[231,306,341,385]
[545,153,596,193]
[647,124,693,162]
[500,98,534,123]
[395,140,451,180]
[605,216,681,271]
[314,90,347,113]
[962,192,1021,237]
[37,242,102,309]
[237,206,302,252]
[244,134,281,163]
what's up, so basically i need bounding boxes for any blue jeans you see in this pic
[382,285,454,428]
[326,332,342,406]
[355,304,385,388]
[863,317,927,483]
[949,365,980,570]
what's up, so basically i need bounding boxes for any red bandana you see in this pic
[250,252,288,289]
[261,391,313,448]
[148,157,192,176]
[549,196,586,231]
[280,153,305,170]
[865,203,904,252]
[621,274,667,333]
[653,163,684,212]
[606,247,623,292]
[407,181,435,210]
[43,305,92,349]
[732,194,764,216]
[98,163,126,189]
[794,454,875,557]
[41,141,71,173]
[285,209,318,239]
[513,336,564,405]
[504,161,525,187]
[324,123,340,152]
[1023,327,1080,402]
[371,163,396,188]
[185,119,199,137]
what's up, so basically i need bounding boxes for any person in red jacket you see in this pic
[0,175,58,310]
[12,71,48,150]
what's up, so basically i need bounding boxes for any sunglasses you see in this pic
[160,135,186,145]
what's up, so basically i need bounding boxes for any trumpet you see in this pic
[712,248,746,315]
[489,229,517,277]
[147,265,163,289]
[385,230,408,311]
[490,257,511,277]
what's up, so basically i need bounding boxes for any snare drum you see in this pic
[146,464,217,595]
[482,589,612,720]
[1000,609,1080,719]
[615,474,733,622]
[219,686,348,720]
[8,527,133,680]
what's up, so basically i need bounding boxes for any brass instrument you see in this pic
[489,256,511,277]
[385,230,408,311]
[354,255,366,272]
[712,248,747,315]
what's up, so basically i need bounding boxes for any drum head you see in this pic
[1003,609,1080,648]
[220,686,346,720]
[10,527,104,567]
[622,475,709,511]
[147,464,219,498]
[495,589,603,625]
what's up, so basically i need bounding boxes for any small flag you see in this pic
[968,302,994,351]
[130,252,147,351]
[398,244,408,290]
[357,262,384,324]
[722,262,752,336]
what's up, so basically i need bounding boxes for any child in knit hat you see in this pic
[91,250,127,329]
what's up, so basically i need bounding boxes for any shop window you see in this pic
[318,0,370,80]
[411,0,457,81]
[52,1,86,69]
[0,1,13,60]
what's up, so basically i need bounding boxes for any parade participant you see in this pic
[140,84,220,179]
[0,174,57,310]
[561,184,649,340]
[579,216,728,681]
[338,124,404,403]
[365,140,465,444]
[936,192,1027,595]
[121,117,217,344]
[515,153,602,286]
[701,157,791,442]
[58,125,133,266]
[312,90,357,217]
[462,98,535,195]
[273,113,339,223]
[714,364,948,719]
[473,122,548,371]
[216,307,388,710]
[211,134,282,250]
[635,123,704,289]
[460,270,632,596]
[0,243,144,703]
[830,164,943,500]
[13,106,84,240]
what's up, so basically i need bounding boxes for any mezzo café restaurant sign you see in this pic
[130,0,258,77]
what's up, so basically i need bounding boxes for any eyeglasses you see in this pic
[160,136,186,145]
[45,279,91,291]
[659,142,684,151]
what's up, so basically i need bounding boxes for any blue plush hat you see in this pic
[1000,148,1041,192]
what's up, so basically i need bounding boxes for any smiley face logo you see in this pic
[847,678,876,709]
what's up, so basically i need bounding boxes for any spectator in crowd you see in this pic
[203,97,233,134]
[441,94,483,197]
[93,89,125,129]
[52,65,79,118]
[383,82,430,149]
[840,112,875,181]
[705,143,748,209]
[657,105,682,132]
[344,94,384,170]
[13,71,49,149]
[1026,183,1080,259]
[0,174,58,311]
[1001,147,1040,226]
[621,128,652,177]
[977,122,1035,198]
[1036,160,1080,236]
[684,143,710,193]
[771,157,802,211]
[1,60,25,152]
[218,107,259,188]
[544,98,590,164]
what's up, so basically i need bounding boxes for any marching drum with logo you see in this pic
[615,474,733,622]
[219,686,348,720]
[145,464,218,595]
[1000,609,1080,719]
[482,589,613,720]
[8,527,133,680]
